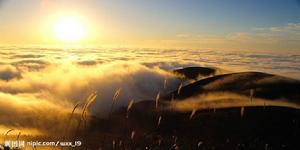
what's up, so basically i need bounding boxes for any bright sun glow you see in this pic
[53,17,86,41]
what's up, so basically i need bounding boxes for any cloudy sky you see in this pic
[0,0,300,50]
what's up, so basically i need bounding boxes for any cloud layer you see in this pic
[0,46,299,135]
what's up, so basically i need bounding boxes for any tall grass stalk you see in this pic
[130,130,136,149]
[155,92,160,109]
[109,88,121,118]
[16,132,21,142]
[177,83,183,95]
[240,107,245,118]
[126,99,134,118]
[157,116,162,126]
[4,129,14,142]
[61,103,80,150]
[83,92,97,150]
[190,109,197,119]
[250,89,254,101]
[72,92,97,150]
[82,92,97,118]
[67,103,81,133]
[130,130,135,140]
[164,77,167,90]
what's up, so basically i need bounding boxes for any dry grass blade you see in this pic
[113,88,121,101]
[126,99,134,118]
[177,82,183,95]
[70,103,81,122]
[112,140,116,149]
[157,116,162,126]
[4,129,14,141]
[72,92,97,150]
[197,141,203,147]
[82,92,97,150]
[164,77,167,89]
[265,144,269,150]
[5,129,14,136]
[131,130,136,140]
[16,132,21,141]
[127,99,134,112]
[82,92,97,118]
[109,88,121,118]
[190,109,197,119]
[62,106,78,150]
[240,107,245,118]
[62,102,81,142]
[86,92,97,108]
[250,89,254,101]
[155,92,160,109]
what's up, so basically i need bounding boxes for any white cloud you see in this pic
[0,45,299,135]
[169,23,300,51]
[176,34,191,38]
[0,61,181,117]
[270,23,300,32]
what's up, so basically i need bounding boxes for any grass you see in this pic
[4,129,14,142]
[157,116,162,126]
[155,91,160,109]
[1,95,299,150]
[189,109,197,119]
[109,88,121,118]
[177,82,183,95]
[240,106,245,118]
[126,99,134,118]
[71,92,97,150]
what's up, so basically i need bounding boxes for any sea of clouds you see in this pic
[0,46,299,134]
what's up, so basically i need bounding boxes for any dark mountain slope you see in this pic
[173,66,217,80]
[165,72,300,102]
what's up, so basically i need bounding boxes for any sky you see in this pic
[0,0,300,50]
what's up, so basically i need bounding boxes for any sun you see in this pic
[53,17,86,41]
